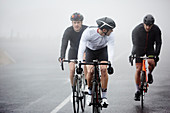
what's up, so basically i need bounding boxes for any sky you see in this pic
[0,0,170,41]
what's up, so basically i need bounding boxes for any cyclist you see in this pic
[78,17,116,106]
[58,12,88,101]
[130,14,162,101]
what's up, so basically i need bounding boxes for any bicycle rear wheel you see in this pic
[73,76,79,113]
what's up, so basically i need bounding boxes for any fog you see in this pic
[0,0,170,55]
[0,0,169,38]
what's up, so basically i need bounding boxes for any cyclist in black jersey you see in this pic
[58,12,88,98]
[130,14,162,101]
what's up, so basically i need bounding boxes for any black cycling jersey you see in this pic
[60,25,87,59]
[132,23,162,56]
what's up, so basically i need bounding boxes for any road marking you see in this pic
[50,51,128,113]
[50,94,71,113]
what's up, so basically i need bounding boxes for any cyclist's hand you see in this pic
[155,56,159,62]
[154,56,159,66]
[107,66,114,75]
[129,55,133,62]
[58,57,64,63]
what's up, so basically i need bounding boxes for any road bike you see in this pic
[77,60,113,113]
[129,55,155,108]
[61,59,86,113]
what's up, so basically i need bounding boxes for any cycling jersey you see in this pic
[60,25,87,59]
[78,27,114,64]
[132,23,162,56]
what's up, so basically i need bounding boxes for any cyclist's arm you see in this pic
[60,28,70,59]
[108,33,115,65]
[131,29,138,55]
[77,29,89,62]
[155,26,162,56]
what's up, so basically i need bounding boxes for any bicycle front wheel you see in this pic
[80,76,86,112]
[92,82,101,113]
[73,76,79,113]
[140,71,145,109]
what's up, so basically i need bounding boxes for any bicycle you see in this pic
[129,55,155,108]
[77,60,113,113]
[61,59,86,113]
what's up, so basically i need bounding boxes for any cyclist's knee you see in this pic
[136,63,142,71]
[148,59,155,67]
[101,68,107,75]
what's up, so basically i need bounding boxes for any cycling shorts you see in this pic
[68,49,78,60]
[135,53,154,63]
[85,46,108,62]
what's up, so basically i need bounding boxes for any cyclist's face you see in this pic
[105,29,113,36]
[144,24,153,32]
[72,21,82,32]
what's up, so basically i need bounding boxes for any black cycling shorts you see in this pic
[135,53,154,63]
[85,46,108,62]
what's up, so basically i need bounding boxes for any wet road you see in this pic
[0,38,170,113]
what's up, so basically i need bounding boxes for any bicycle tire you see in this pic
[73,75,79,113]
[140,71,145,108]
[80,76,86,112]
[92,81,101,113]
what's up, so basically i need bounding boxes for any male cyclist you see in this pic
[58,12,88,101]
[78,17,116,107]
[130,14,162,101]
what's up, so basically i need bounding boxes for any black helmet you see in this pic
[143,14,155,26]
[70,12,84,21]
[96,17,116,30]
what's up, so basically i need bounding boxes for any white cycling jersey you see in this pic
[78,27,114,64]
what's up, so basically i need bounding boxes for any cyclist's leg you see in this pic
[69,62,75,87]
[100,61,108,97]
[86,65,94,93]
[85,47,95,94]
[135,63,142,90]
[86,65,93,105]
[147,58,155,84]
[83,52,88,85]
[147,59,155,74]
[134,56,142,101]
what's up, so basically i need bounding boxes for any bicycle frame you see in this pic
[140,58,148,108]
[78,60,113,113]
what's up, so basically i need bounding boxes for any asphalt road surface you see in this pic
[0,38,170,113]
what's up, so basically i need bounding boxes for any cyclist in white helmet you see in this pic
[78,17,116,107]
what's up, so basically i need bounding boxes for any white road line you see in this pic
[50,51,128,113]
[4,51,16,63]
[50,94,71,113]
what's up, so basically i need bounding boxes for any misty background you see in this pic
[0,0,170,41]
[0,0,170,112]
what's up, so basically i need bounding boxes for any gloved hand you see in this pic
[129,54,134,66]
[155,56,159,63]
[58,57,63,62]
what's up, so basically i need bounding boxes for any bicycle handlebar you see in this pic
[77,60,113,75]
[60,59,77,70]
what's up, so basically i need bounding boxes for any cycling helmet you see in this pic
[70,12,84,21]
[143,14,155,26]
[96,17,116,30]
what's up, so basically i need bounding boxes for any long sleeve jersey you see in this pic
[60,25,87,59]
[78,27,115,64]
[132,23,162,56]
